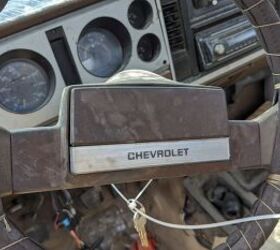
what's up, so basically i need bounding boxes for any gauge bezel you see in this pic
[77,17,132,78]
[0,50,56,114]
[137,33,161,62]
[128,0,154,30]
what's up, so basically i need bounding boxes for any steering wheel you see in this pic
[1,0,280,249]
[218,1,280,248]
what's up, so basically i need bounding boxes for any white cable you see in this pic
[111,183,280,230]
[111,184,129,202]
[132,204,280,230]
[112,179,154,210]
[134,179,154,201]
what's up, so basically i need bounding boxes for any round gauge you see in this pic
[77,28,124,78]
[137,34,161,62]
[0,59,52,114]
[128,0,153,30]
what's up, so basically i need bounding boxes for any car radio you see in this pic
[161,0,257,79]
[195,15,260,71]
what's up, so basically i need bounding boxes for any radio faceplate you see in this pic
[195,15,260,70]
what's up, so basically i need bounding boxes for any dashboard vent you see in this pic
[161,0,186,53]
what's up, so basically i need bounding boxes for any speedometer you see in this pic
[77,28,124,78]
[0,59,52,114]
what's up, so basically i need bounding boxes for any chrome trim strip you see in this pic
[70,138,230,174]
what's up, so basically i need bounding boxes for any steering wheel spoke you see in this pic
[2,77,231,194]
[230,104,277,172]
[0,71,277,196]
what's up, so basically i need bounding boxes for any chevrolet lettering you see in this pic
[70,139,230,174]
[128,148,189,160]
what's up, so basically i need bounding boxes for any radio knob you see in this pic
[193,0,218,8]
[214,43,226,56]
[212,0,218,5]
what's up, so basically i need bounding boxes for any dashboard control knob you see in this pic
[193,0,219,8]
[212,0,218,6]
[214,43,226,56]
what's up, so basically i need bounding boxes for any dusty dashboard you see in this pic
[0,0,275,129]
[0,0,173,129]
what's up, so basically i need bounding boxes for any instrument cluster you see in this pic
[0,0,172,129]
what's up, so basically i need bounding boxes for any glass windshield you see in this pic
[0,0,67,24]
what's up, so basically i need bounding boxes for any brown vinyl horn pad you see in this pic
[215,0,280,249]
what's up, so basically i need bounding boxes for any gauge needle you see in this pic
[78,45,93,55]
[2,74,29,85]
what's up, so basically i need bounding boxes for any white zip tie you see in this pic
[134,179,154,201]
[111,183,280,230]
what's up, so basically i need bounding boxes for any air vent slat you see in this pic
[161,0,186,53]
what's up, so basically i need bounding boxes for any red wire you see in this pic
[54,212,60,230]
[53,212,84,249]
[70,229,84,249]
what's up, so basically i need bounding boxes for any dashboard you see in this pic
[161,0,264,81]
[0,0,277,129]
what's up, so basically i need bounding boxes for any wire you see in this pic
[111,183,280,230]
[69,230,84,249]
[132,205,280,230]
[134,179,154,202]
[53,212,59,230]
